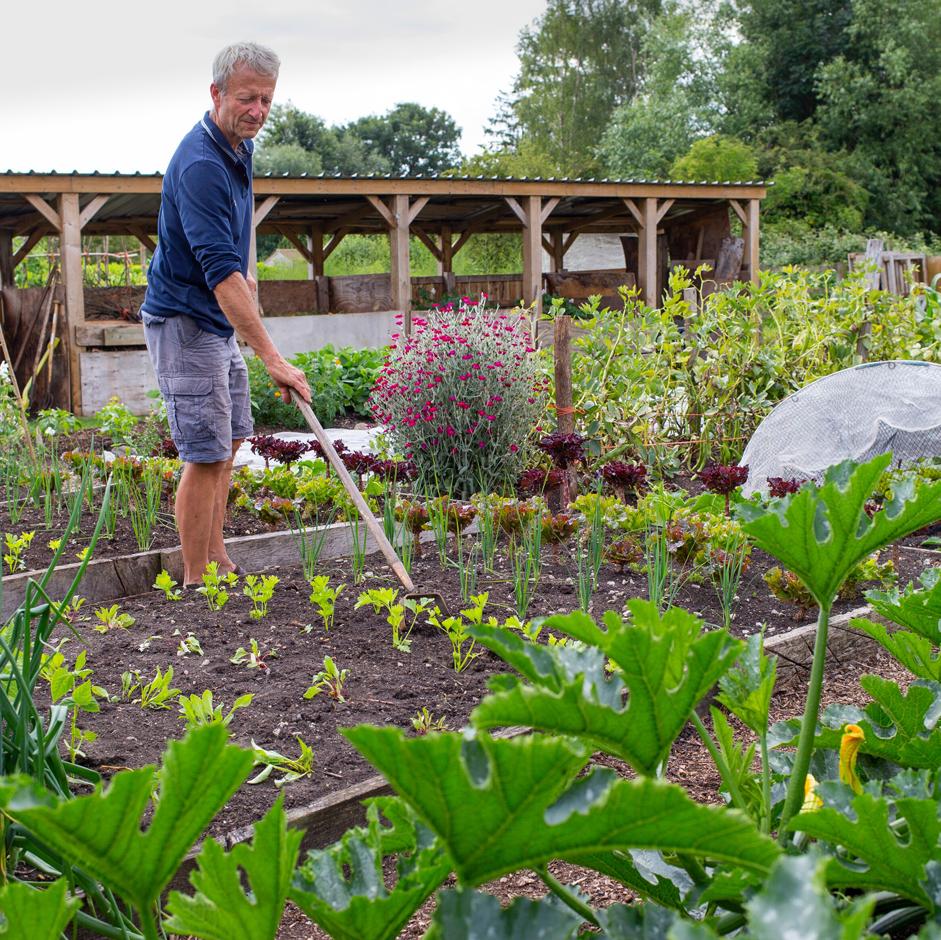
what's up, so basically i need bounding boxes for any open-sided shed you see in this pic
[0,173,766,413]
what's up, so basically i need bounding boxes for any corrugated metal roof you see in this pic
[1,169,767,186]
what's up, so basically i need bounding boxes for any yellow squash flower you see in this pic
[839,723,865,794]
[801,774,823,812]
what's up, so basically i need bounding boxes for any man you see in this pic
[141,41,310,585]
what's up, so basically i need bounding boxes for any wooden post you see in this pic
[0,229,13,289]
[548,231,565,272]
[309,223,324,277]
[745,199,760,285]
[641,197,658,308]
[58,193,84,414]
[520,195,543,314]
[440,225,453,275]
[389,194,412,333]
[553,315,574,435]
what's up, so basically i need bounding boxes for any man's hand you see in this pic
[264,355,311,405]
[246,272,258,297]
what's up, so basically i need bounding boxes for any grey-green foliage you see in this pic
[289,797,451,940]
[469,601,743,774]
[0,725,252,924]
[853,569,941,681]
[425,889,585,940]
[165,796,302,940]
[343,726,780,887]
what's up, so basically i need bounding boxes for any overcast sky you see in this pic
[3,0,547,174]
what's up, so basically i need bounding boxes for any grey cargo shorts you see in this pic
[141,311,253,463]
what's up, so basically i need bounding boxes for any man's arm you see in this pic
[213,271,311,403]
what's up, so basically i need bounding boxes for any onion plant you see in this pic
[290,507,334,581]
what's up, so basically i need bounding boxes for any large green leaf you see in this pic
[164,795,302,940]
[789,790,939,906]
[716,633,776,734]
[0,726,252,917]
[867,569,941,640]
[598,904,723,939]
[424,889,585,939]
[851,618,941,681]
[569,849,693,910]
[746,853,876,940]
[343,727,779,887]
[0,879,79,940]
[773,677,941,770]
[289,797,450,940]
[739,455,941,607]
[470,603,742,775]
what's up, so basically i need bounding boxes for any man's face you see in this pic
[210,64,276,149]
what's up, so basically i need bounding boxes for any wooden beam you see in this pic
[78,194,110,229]
[323,228,349,261]
[25,194,61,231]
[253,195,280,227]
[655,199,675,225]
[130,228,157,253]
[503,196,528,227]
[729,199,747,226]
[745,199,760,285]
[440,226,454,274]
[547,231,565,272]
[562,231,580,255]
[0,229,12,288]
[622,198,644,228]
[389,194,412,332]
[540,197,560,225]
[0,173,768,201]
[567,203,635,235]
[58,193,84,413]
[365,195,395,229]
[641,197,659,308]
[521,194,542,313]
[309,223,324,277]
[407,196,430,226]
[279,228,314,264]
[324,203,376,233]
[11,229,45,268]
[411,227,443,263]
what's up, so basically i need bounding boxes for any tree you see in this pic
[597,93,698,178]
[596,0,731,179]
[670,136,759,182]
[497,0,663,176]
[257,104,390,176]
[253,143,322,177]
[734,0,854,126]
[346,103,462,177]
[814,0,941,232]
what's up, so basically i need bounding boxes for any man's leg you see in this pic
[206,439,243,573]
[176,458,230,585]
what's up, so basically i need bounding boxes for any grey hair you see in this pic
[212,42,280,90]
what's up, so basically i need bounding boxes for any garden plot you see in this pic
[40,531,937,842]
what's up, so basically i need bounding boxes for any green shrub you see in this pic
[247,344,385,430]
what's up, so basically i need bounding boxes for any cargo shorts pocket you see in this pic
[163,375,214,442]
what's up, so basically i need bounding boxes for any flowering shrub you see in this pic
[370,300,547,497]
